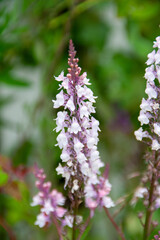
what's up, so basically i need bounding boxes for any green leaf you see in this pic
[81,223,92,240]
[0,169,8,187]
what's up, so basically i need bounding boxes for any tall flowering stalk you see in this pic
[31,40,115,240]
[134,36,160,240]
[53,40,114,214]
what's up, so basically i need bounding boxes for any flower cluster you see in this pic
[31,165,69,228]
[85,172,114,216]
[134,36,160,150]
[31,41,114,235]
[131,184,160,209]
[53,40,113,211]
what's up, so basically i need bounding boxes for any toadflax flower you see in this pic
[31,41,114,237]
[31,165,67,228]
[134,36,160,150]
[53,40,114,214]
[134,37,160,237]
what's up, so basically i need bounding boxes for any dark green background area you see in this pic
[0,0,160,239]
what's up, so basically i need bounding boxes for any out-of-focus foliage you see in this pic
[0,0,160,239]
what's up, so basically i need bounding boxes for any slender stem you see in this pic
[139,218,144,228]
[52,216,63,240]
[104,207,126,240]
[76,215,91,240]
[143,166,156,240]
[72,196,78,240]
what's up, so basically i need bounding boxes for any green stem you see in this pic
[143,169,156,240]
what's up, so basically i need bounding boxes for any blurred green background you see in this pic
[0,0,160,239]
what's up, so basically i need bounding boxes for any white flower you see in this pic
[64,215,74,228]
[85,184,97,198]
[52,90,64,108]
[82,72,91,85]
[144,65,155,82]
[65,96,75,111]
[60,151,70,162]
[74,138,84,153]
[153,123,160,136]
[104,180,112,192]
[87,136,96,148]
[84,86,96,103]
[31,193,42,206]
[83,77,91,85]
[56,164,70,188]
[82,117,90,129]
[153,36,160,48]
[81,162,91,176]
[102,196,115,208]
[35,213,48,228]
[135,187,147,198]
[134,127,148,141]
[140,98,152,112]
[155,51,160,64]
[151,139,160,151]
[145,83,157,99]
[56,163,64,175]
[61,77,69,90]
[77,152,87,164]
[55,71,65,81]
[91,159,104,173]
[156,65,160,82]
[90,149,99,161]
[138,111,149,125]
[76,86,84,98]
[87,174,99,185]
[41,199,54,215]
[56,130,68,149]
[50,190,65,205]
[68,118,81,134]
[71,179,79,193]
[91,117,100,130]
[80,105,90,119]
[146,50,155,65]
[55,111,67,132]
[85,101,95,113]
[67,160,73,167]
